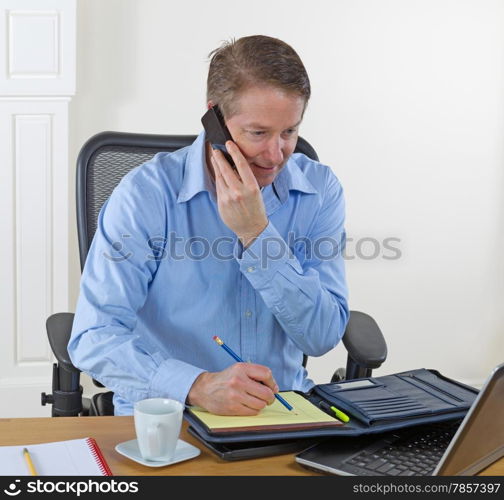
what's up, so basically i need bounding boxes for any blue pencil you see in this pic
[213,335,293,411]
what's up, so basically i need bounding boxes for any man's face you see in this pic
[223,86,306,188]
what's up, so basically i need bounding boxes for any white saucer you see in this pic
[115,438,200,467]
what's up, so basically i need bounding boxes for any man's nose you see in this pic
[263,136,284,166]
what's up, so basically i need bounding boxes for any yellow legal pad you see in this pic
[188,391,343,434]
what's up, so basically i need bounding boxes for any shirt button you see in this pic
[245,310,252,318]
[247,266,255,273]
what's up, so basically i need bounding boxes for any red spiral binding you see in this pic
[85,437,113,476]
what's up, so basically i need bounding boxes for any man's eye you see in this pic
[250,131,265,136]
[285,128,297,135]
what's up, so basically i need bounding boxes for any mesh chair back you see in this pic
[76,132,319,271]
[85,147,164,243]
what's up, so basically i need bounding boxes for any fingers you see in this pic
[242,363,279,394]
[187,363,279,416]
[224,141,257,186]
[210,152,228,195]
[211,148,241,190]
[224,363,277,408]
[235,391,271,413]
[211,142,258,189]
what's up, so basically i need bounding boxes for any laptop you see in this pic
[296,363,504,476]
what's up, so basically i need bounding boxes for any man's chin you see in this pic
[255,174,276,188]
[250,163,280,186]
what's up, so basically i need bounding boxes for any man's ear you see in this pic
[207,101,214,110]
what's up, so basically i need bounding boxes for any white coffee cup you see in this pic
[134,398,184,461]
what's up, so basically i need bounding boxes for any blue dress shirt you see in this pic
[68,131,349,415]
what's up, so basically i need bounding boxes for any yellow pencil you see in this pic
[23,447,38,476]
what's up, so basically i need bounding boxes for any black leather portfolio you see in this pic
[184,368,478,446]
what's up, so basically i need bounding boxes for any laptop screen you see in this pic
[436,364,504,475]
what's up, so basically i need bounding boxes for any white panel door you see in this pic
[0,98,70,417]
[0,0,75,417]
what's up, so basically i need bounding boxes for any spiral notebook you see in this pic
[0,438,112,476]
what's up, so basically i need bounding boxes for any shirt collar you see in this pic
[177,131,216,203]
[177,131,317,204]
[272,154,318,203]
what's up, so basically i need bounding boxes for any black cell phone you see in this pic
[201,105,236,168]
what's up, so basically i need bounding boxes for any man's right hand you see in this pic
[186,363,279,416]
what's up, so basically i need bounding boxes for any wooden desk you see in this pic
[0,417,502,476]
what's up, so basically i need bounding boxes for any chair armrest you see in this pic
[342,310,387,369]
[46,312,79,373]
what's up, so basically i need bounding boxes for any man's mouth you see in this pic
[251,163,276,171]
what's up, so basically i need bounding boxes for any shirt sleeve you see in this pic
[235,169,349,357]
[68,174,205,410]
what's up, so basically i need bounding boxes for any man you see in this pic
[69,35,349,416]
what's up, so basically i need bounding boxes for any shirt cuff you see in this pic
[149,358,206,405]
[234,221,303,288]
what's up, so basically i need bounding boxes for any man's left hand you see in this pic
[211,141,268,248]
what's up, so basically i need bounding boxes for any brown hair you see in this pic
[206,35,311,119]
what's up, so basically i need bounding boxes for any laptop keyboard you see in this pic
[344,420,462,476]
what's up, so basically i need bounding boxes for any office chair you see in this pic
[41,132,387,417]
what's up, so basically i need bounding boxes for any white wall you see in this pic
[70,0,504,396]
